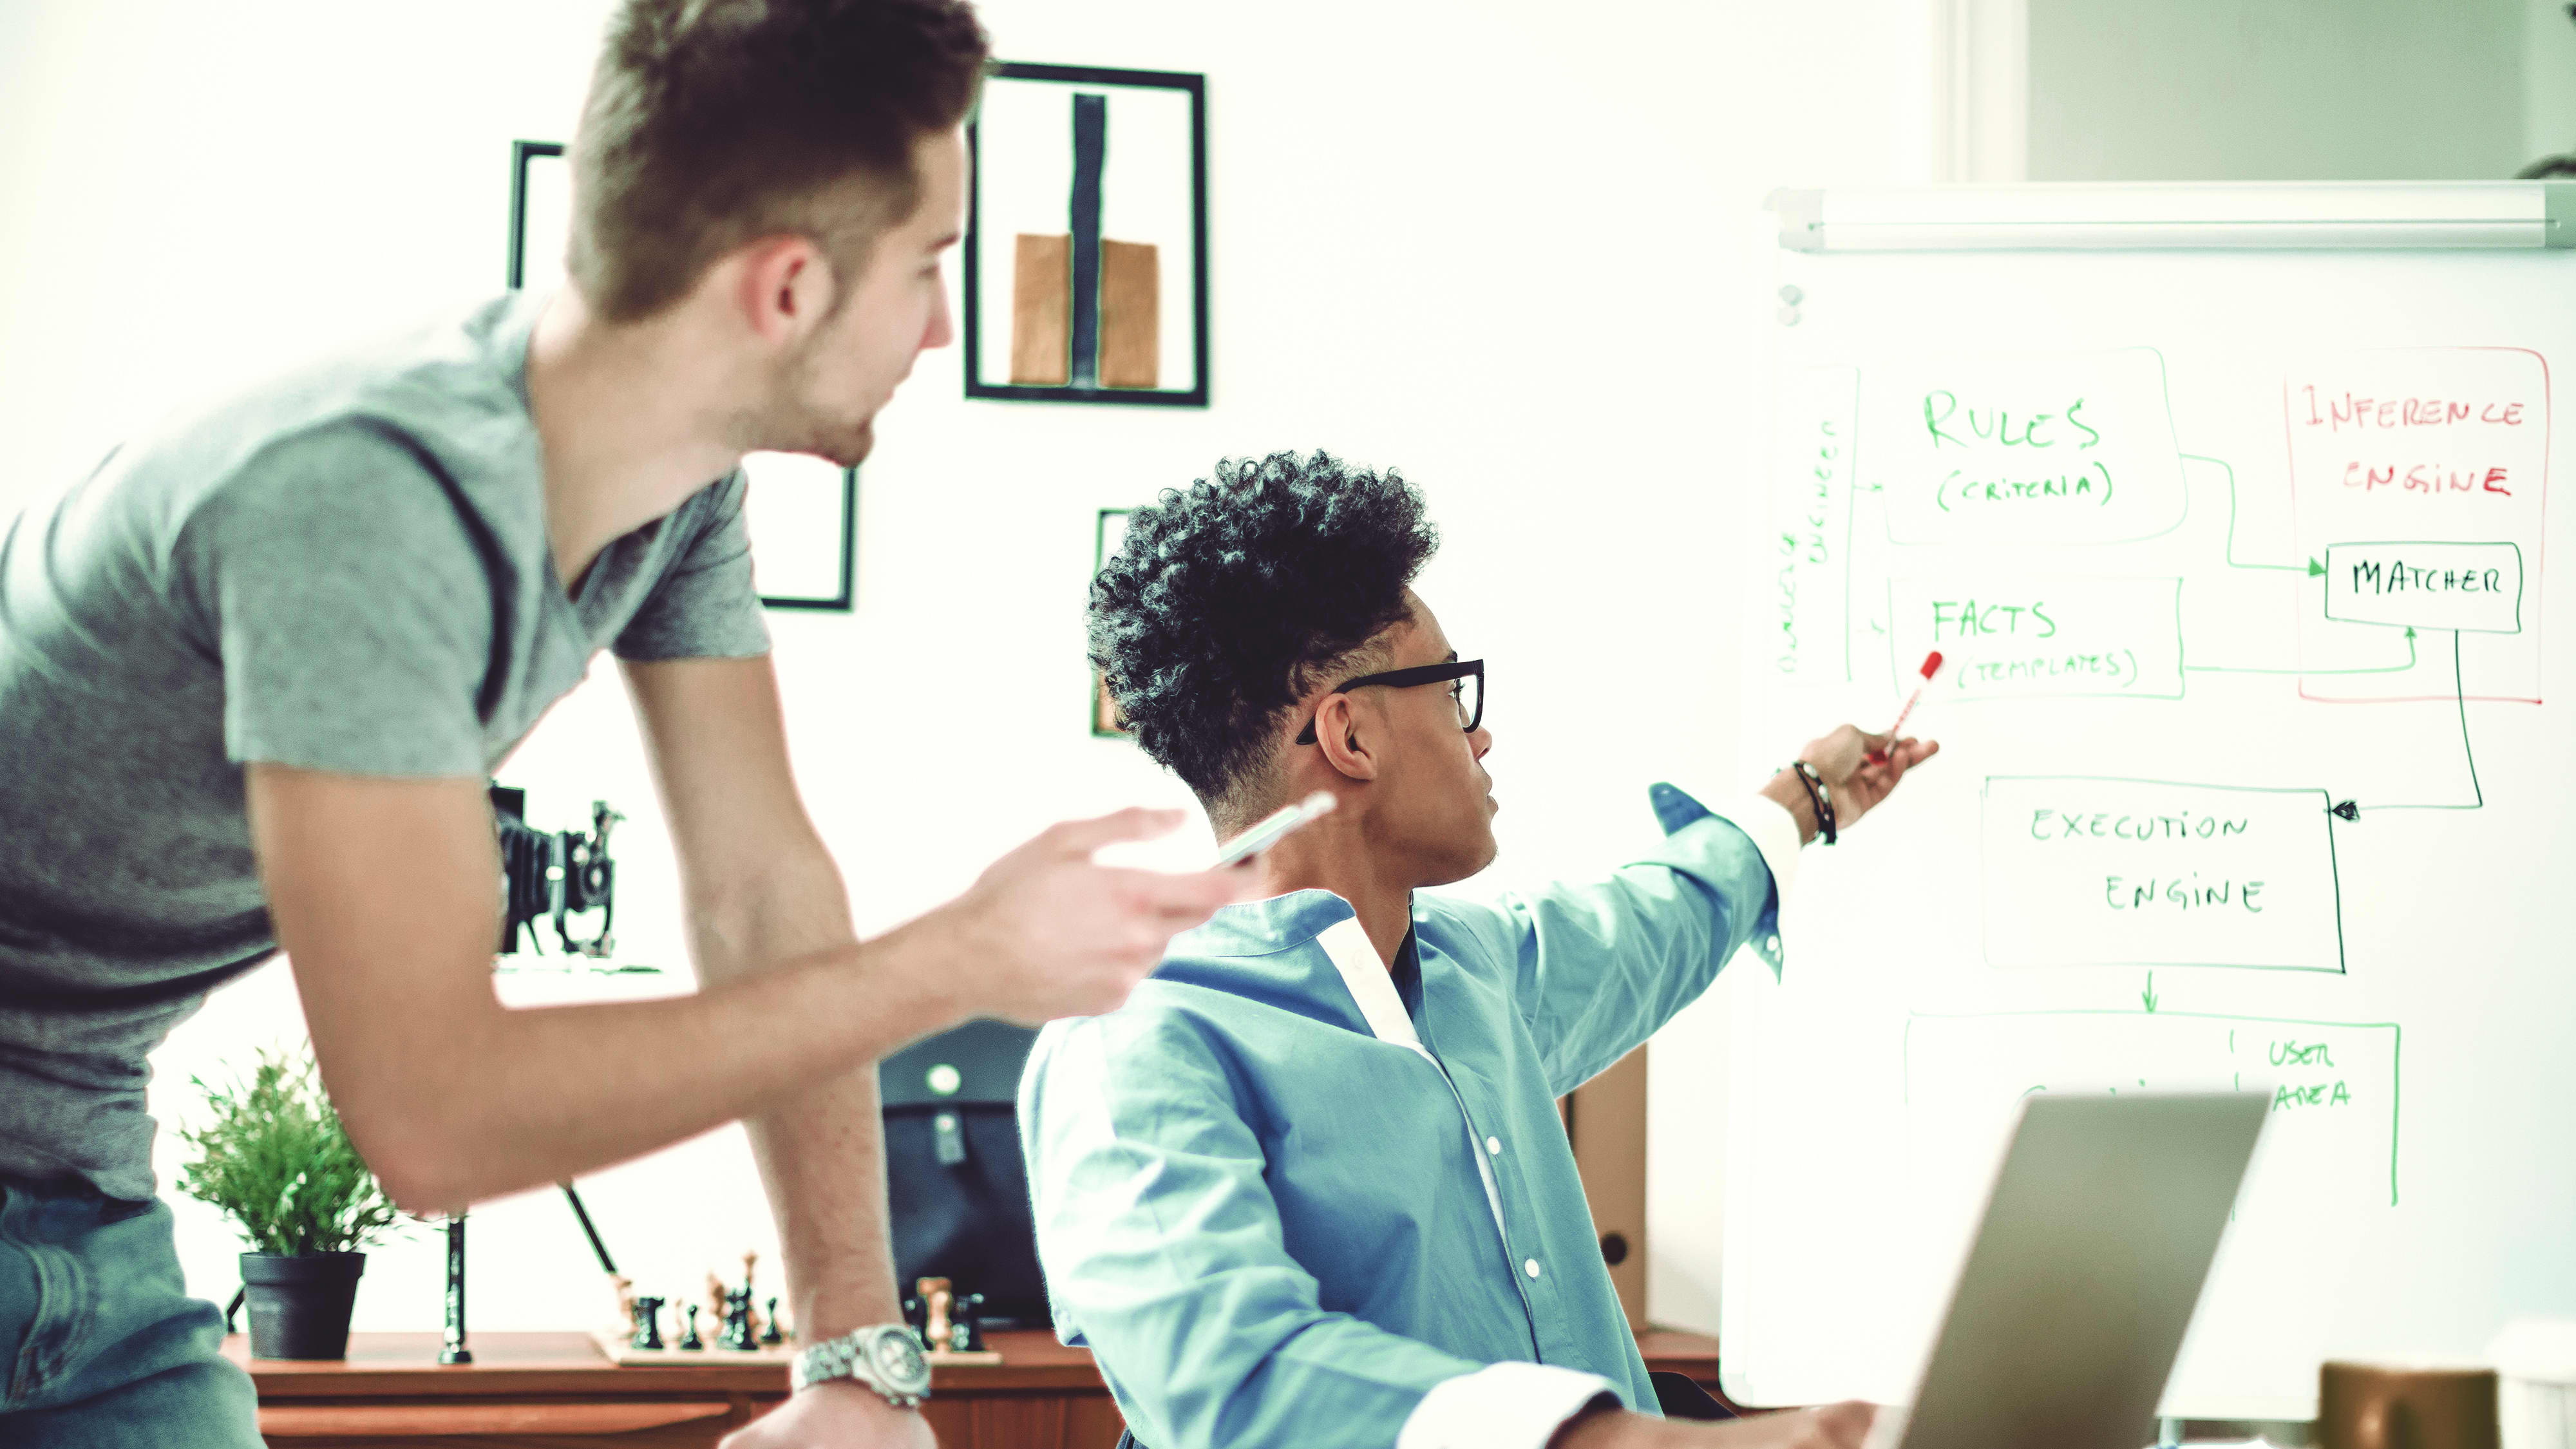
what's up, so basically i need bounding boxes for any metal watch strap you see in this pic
[790,1324,931,1408]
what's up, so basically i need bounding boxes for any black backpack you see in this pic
[879,1019,1047,1330]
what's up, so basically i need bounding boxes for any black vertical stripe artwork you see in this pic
[1068,93,1108,388]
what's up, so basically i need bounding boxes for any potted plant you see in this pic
[178,1048,401,1359]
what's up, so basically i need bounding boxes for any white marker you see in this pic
[1213,790,1339,868]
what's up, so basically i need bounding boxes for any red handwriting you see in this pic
[2339,461,2512,496]
[2301,386,2526,430]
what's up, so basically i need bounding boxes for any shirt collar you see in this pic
[1153,889,1430,1043]
[1176,887,1362,957]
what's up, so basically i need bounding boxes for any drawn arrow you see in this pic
[2183,453,2309,574]
[2357,630,2485,814]
[2141,972,2159,1013]
[2184,626,2416,676]
[2308,557,2325,576]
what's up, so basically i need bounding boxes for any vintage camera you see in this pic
[488,783,621,958]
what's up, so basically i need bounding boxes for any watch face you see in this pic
[871,1329,930,1390]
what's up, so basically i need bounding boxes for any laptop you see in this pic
[1866,1092,2271,1449]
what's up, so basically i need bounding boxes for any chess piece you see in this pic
[677,1303,705,1350]
[629,1296,666,1350]
[761,1297,785,1347]
[731,1251,761,1349]
[719,1283,758,1352]
[918,1276,952,1355]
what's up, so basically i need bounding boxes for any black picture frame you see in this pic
[503,141,857,614]
[1091,508,1135,737]
[750,461,860,613]
[507,140,565,291]
[964,63,1210,408]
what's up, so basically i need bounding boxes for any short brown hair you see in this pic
[570,0,990,322]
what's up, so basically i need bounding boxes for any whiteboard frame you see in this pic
[1772,182,2576,252]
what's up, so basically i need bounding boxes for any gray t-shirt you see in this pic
[0,292,771,1200]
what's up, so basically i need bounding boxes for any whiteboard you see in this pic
[1729,187,2576,1421]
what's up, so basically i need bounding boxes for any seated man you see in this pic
[1019,451,1937,1449]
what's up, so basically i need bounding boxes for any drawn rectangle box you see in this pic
[1768,365,1859,685]
[1888,575,2183,700]
[1866,346,2187,547]
[1903,1010,2400,1206]
[2323,540,2524,634]
[1981,777,2345,972]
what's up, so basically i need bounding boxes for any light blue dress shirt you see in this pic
[1018,784,1792,1449]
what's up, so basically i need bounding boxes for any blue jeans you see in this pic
[0,1179,261,1447]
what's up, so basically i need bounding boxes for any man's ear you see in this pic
[730,235,838,348]
[1312,694,1379,782]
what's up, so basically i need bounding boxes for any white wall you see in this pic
[2526,0,2576,166]
[0,1,1947,1338]
[2023,0,2530,182]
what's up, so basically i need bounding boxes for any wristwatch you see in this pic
[790,1324,933,1408]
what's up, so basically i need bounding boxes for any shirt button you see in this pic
[1765,935,1781,954]
[1485,1136,1502,1155]
[1524,1258,1542,1280]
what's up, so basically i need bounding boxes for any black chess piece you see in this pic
[678,1303,705,1350]
[719,1285,757,1352]
[630,1296,667,1350]
[760,1297,784,1347]
[951,1293,987,1353]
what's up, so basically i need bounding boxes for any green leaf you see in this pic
[175,1047,402,1256]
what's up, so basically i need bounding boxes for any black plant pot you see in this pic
[240,1251,366,1359]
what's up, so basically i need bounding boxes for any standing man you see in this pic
[0,3,1244,1446]
[1022,452,1937,1449]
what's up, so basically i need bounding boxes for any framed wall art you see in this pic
[507,140,571,292]
[506,141,857,613]
[1091,507,1134,736]
[965,64,1209,408]
[743,453,858,612]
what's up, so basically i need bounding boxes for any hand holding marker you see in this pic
[1868,652,1943,764]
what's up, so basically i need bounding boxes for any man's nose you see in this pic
[1470,726,1492,761]
[922,287,956,351]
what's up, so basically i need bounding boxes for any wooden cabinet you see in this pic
[235,1327,1726,1448]
[1564,1043,1651,1330]
[232,1331,1122,1449]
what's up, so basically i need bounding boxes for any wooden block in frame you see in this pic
[965,64,1208,407]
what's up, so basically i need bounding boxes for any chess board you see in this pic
[591,1331,1001,1367]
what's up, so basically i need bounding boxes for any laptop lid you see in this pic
[1895,1092,2269,1449]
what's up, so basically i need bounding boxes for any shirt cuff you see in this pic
[1396,1362,1622,1449]
[1647,784,1799,976]
[1716,793,1800,902]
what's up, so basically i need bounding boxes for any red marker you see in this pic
[1870,651,1943,763]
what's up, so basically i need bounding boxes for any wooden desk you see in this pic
[234,1327,1727,1448]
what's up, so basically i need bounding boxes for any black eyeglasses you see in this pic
[1294,658,1484,745]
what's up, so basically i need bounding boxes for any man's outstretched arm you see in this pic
[623,654,916,1448]
[623,655,896,1338]
[251,673,1245,1217]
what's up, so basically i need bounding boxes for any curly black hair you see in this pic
[1090,451,1439,808]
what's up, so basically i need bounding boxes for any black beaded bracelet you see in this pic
[1788,760,1837,846]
